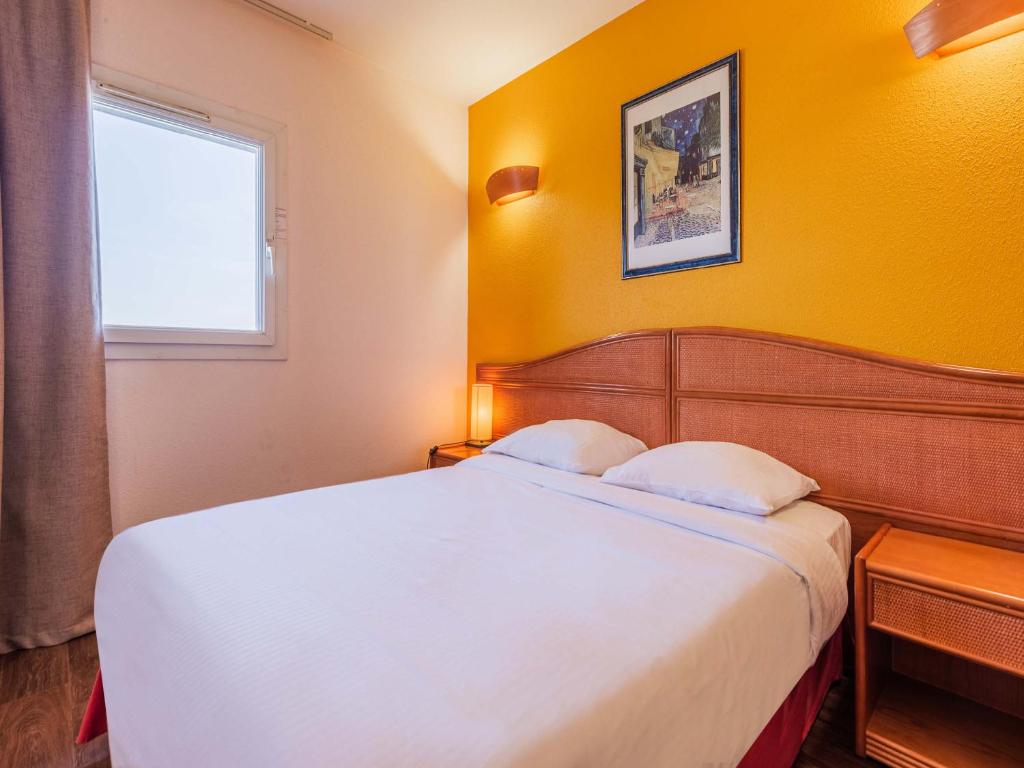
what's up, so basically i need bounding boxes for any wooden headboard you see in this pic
[477,330,673,449]
[478,327,1024,553]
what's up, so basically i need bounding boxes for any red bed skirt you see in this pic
[77,630,843,763]
[737,627,843,768]
[77,669,107,744]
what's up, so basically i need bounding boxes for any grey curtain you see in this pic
[0,0,112,652]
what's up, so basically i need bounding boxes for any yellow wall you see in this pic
[468,0,1024,377]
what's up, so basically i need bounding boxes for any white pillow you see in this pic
[483,419,648,475]
[600,441,819,515]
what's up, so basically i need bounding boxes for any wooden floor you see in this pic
[1,634,877,768]
[0,635,109,768]
[793,676,880,768]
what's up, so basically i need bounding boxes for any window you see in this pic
[91,70,286,359]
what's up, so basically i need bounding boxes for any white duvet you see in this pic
[95,454,849,768]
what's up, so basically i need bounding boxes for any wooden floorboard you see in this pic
[794,677,879,768]
[0,643,68,706]
[1,634,875,768]
[0,689,74,768]
[0,638,108,768]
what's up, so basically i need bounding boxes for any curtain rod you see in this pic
[93,83,212,123]
[241,0,334,41]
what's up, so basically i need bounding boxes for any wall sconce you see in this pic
[468,383,493,447]
[486,166,539,205]
[905,0,1024,57]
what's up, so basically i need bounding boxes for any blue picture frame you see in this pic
[621,52,740,279]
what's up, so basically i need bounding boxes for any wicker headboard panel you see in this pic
[477,330,672,449]
[478,326,1024,553]
[672,328,1024,552]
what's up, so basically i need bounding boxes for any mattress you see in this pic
[95,454,849,768]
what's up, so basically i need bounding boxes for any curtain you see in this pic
[0,0,112,652]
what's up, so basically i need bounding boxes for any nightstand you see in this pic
[855,524,1024,768]
[427,441,484,469]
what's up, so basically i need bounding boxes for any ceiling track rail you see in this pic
[241,0,333,40]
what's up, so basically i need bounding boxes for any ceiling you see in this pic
[275,0,644,105]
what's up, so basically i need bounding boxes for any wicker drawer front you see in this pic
[870,577,1024,675]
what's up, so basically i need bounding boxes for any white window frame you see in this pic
[92,65,288,361]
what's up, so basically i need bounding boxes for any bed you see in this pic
[88,327,1024,767]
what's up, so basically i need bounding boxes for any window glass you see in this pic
[93,103,263,332]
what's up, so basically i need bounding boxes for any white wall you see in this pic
[92,0,468,531]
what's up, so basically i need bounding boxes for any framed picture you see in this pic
[621,52,740,279]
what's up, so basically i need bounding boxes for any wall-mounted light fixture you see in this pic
[905,0,1024,57]
[486,166,539,206]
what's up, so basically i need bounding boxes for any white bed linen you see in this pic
[95,454,849,768]
[772,499,851,575]
[500,460,852,583]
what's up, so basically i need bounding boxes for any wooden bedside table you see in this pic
[427,442,484,469]
[855,524,1024,768]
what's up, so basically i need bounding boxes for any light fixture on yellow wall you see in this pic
[468,383,493,447]
[905,0,1024,57]
[486,166,539,205]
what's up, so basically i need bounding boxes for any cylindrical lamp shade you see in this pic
[486,166,539,205]
[469,383,493,446]
[905,0,1024,57]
